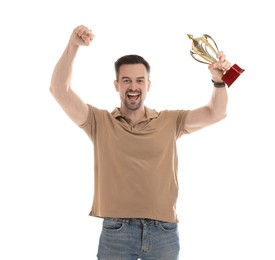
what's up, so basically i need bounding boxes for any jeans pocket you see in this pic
[158,221,178,232]
[102,218,125,232]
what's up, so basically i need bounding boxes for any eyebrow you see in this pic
[121,76,145,80]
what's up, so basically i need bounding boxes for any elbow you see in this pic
[49,85,59,99]
[49,84,68,98]
[49,85,55,95]
[223,111,228,119]
[49,82,57,96]
[214,110,227,123]
[222,108,228,120]
[208,105,227,123]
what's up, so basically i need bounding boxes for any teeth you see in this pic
[127,93,139,96]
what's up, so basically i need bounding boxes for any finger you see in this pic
[75,25,90,37]
[82,31,94,43]
[214,51,231,70]
[210,61,226,72]
[216,51,224,59]
[77,27,87,37]
[86,30,95,41]
[74,25,85,35]
[211,62,222,70]
[218,53,226,64]
[222,60,231,70]
[82,35,92,45]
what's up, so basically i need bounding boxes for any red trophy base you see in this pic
[222,64,245,87]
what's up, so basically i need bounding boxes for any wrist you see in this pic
[69,40,80,50]
[211,79,226,88]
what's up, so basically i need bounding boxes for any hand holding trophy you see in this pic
[187,34,244,87]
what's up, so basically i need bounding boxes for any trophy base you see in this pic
[222,64,245,87]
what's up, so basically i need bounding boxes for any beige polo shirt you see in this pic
[80,105,190,223]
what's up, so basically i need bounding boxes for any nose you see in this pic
[130,82,137,89]
[128,85,139,92]
[127,88,141,94]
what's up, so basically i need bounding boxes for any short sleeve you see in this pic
[176,110,190,138]
[79,104,97,142]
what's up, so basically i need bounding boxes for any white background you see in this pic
[0,0,274,259]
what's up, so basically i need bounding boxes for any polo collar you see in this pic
[111,106,159,120]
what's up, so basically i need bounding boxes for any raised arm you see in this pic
[185,51,231,133]
[49,25,94,126]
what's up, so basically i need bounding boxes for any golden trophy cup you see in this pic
[187,34,244,87]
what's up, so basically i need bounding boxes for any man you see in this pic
[50,25,231,259]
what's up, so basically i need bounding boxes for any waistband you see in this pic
[103,217,172,225]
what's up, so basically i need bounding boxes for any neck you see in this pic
[120,105,146,123]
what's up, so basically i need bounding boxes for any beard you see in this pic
[123,98,142,110]
[121,90,143,110]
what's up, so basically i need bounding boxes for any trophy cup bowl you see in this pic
[187,34,244,87]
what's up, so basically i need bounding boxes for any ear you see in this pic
[114,80,119,92]
[147,80,151,92]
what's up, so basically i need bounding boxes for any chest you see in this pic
[98,118,176,158]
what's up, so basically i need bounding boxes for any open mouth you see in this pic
[127,92,141,102]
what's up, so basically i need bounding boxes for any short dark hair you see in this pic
[114,54,151,80]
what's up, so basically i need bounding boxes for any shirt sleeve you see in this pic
[175,110,190,138]
[79,104,97,142]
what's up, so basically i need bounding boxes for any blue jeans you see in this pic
[97,218,180,260]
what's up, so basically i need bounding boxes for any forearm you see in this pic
[50,42,79,95]
[207,50,230,121]
[207,86,228,121]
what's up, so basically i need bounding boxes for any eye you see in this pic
[137,79,145,83]
[122,79,131,84]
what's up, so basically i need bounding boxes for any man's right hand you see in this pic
[70,25,94,47]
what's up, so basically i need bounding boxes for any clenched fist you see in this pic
[70,25,94,47]
[208,51,231,83]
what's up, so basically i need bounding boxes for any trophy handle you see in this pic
[188,34,220,65]
[190,51,211,64]
[203,34,219,55]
